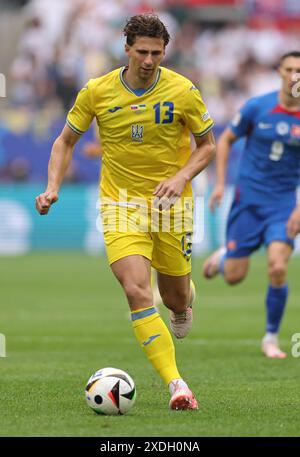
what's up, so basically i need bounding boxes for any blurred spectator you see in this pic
[2,0,300,184]
[0,156,30,182]
[9,0,299,118]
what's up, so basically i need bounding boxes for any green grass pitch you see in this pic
[1,253,299,437]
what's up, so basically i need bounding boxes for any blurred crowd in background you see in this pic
[1,0,300,183]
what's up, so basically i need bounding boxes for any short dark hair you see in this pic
[123,13,170,47]
[280,51,300,64]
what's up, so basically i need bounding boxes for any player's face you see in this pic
[125,36,165,83]
[279,56,300,96]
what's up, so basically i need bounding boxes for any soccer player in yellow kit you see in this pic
[36,14,215,410]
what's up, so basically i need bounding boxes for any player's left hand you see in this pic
[286,206,300,238]
[153,175,187,210]
[35,190,58,215]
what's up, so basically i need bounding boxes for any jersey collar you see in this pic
[119,66,161,96]
[276,92,300,116]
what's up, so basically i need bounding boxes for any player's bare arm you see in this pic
[35,124,80,215]
[153,130,216,208]
[209,127,237,211]
[287,204,300,238]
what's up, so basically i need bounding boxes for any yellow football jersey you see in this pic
[67,66,213,202]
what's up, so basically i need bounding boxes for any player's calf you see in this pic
[223,257,249,285]
[169,280,195,339]
[224,271,247,285]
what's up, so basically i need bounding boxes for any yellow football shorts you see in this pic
[101,203,193,276]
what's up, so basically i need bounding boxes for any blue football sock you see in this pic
[265,284,288,334]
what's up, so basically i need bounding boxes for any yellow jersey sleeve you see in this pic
[182,86,214,137]
[66,81,94,135]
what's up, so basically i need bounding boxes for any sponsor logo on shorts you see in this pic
[181,232,193,261]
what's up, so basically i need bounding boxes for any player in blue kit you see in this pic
[203,51,300,358]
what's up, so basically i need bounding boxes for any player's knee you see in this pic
[123,282,151,306]
[268,262,287,285]
[224,271,246,285]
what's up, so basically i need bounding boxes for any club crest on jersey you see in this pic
[276,122,289,136]
[131,124,144,142]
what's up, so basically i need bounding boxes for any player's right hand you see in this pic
[35,191,58,215]
[209,185,224,212]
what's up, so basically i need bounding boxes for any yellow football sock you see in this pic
[131,306,181,385]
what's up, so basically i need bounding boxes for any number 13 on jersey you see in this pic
[153,102,174,124]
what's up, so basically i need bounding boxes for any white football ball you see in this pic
[85,367,136,415]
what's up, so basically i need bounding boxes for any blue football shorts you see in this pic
[225,199,295,258]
